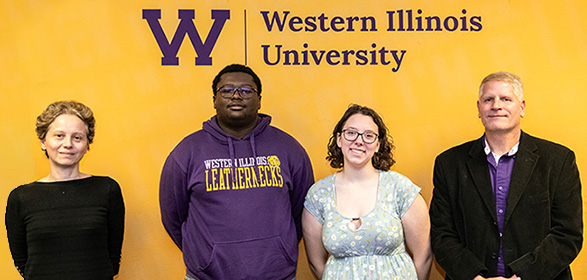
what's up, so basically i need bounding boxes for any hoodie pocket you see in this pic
[201,235,296,279]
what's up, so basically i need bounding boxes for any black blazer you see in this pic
[430,131,582,280]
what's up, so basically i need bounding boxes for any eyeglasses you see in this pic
[341,129,379,144]
[216,86,258,99]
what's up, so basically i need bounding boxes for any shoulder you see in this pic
[254,114,300,145]
[435,138,480,162]
[520,133,577,171]
[7,182,48,208]
[305,174,335,214]
[8,181,42,197]
[173,130,208,149]
[7,183,32,203]
[380,170,412,182]
[262,126,311,161]
[266,125,304,145]
[87,176,122,192]
[379,171,421,213]
[167,129,210,161]
[88,175,118,184]
[307,174,335,196]
[522,133,574,155]
[379,171,420,191]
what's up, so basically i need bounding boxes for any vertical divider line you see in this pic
[244,9,248,65]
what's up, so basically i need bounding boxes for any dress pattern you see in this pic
[304,171,421,279]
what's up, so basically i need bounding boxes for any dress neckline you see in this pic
[35,175,94,184]
[331,171,380,221]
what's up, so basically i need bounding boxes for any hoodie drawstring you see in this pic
[250,132,260,184]
[227,133,260,185]
[227,136,236,183]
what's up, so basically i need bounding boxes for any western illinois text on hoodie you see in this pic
[160,114,314,280]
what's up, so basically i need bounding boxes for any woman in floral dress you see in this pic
[303,104,431,280]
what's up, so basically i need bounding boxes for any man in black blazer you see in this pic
[430,71,582,280]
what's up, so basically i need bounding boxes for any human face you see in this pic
[41,114,89,169]
[213,72,261,129]
[477,80,525,133]
[336,114,380,169]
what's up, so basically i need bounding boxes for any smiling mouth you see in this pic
[228,104,245,109]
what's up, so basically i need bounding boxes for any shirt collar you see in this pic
[483,137,519,156]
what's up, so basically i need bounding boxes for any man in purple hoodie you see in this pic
[160,64,315,280]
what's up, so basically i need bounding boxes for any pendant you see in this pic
[349,217,362,231]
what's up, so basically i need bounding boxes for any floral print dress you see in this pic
[304,171,421,280]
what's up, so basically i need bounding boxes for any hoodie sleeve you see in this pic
[159,154,189,250]
[289,147,315,241]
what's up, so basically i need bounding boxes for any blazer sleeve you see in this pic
[508,150,583,279]
[430,156,489,280]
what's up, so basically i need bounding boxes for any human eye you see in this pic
[345,130,358,136]
[219,87,234,94]
[239,87,254,95]
[365,132,377,141]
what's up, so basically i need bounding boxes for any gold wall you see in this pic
[1,1,586,279]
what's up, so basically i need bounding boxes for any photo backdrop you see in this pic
[1,1,586,279]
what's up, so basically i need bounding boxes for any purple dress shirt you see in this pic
[484,138,519,276]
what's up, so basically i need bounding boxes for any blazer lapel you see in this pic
[504,132,539,226]
[466,136,497,223]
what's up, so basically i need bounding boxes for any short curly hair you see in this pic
[326,104,395,170]
[36,101,95,156]
[212,64,262,97]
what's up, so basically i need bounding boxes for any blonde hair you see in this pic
[479,71,524,101]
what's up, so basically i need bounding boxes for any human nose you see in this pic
[490,99,502,110]
[354,133,366,144]
[63,136,73,147]
[230,89,244,99]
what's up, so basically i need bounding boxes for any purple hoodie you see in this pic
[160,114,314,280]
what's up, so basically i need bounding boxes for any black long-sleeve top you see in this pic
[5,176,125,280]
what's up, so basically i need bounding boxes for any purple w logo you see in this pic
[142,9,230,66]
